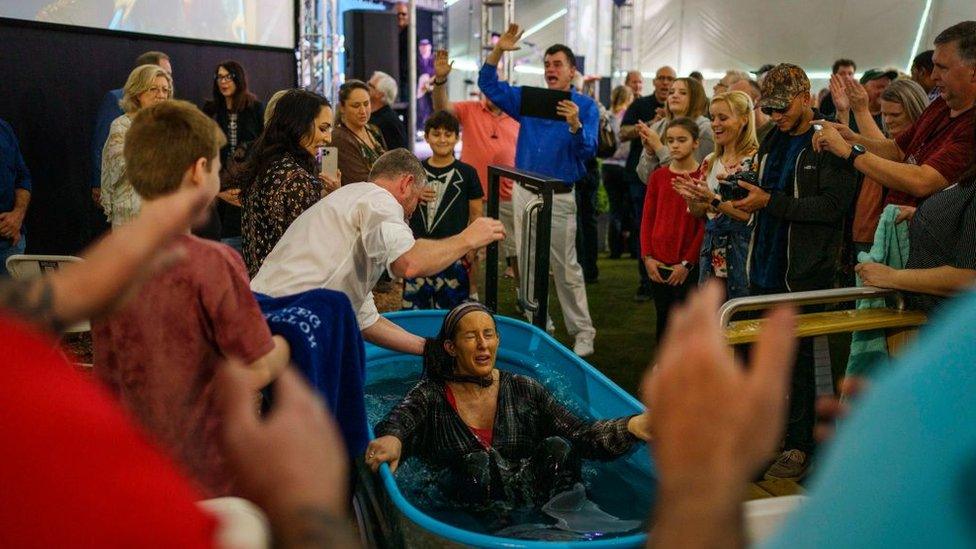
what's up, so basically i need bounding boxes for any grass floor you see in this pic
[479,253,657,397]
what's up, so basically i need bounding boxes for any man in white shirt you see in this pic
[252,149,505,354]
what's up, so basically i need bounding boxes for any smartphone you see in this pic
[657,265,674,278]
[319,146,338,180]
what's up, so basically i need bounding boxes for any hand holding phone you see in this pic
[319,147,339,180]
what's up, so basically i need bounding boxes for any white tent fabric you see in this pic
[447,0,973,92]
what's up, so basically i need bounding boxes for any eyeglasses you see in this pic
[146,86,172,96]
[215,74,236,83]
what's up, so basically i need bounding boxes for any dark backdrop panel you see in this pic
[343,11,399,83]
[0,18,296,255]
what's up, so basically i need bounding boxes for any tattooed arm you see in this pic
[0,184,212,333]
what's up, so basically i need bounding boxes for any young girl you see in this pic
[634,77,714,183]
[640,117,706,341]
[673,91,757,299]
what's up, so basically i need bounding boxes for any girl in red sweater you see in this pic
[640,117,706,340]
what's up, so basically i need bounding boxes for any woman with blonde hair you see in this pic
[673,90,756,298]
[603,84,635,258]
[635,77,714,182]
[100,64,173,226]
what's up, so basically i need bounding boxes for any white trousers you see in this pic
[512,184,596,338]
[498,199,517,259]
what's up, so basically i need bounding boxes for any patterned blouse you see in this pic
[241,153,323,277]
[100,114,141,227]
[374,370,639,467]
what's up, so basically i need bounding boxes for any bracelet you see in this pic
[433,78,447,86]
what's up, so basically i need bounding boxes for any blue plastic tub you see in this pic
[356,310,656,548]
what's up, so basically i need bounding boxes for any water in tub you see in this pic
[365,359,655,541]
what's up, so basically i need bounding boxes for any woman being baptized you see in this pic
[366,302,653,507]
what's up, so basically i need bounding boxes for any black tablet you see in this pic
[520,86,572,121]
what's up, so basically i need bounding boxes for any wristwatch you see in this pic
[680,260,692,269]
[847,143,866,166]
[710,195,722,209]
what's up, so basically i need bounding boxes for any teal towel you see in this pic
[845,205,910,378]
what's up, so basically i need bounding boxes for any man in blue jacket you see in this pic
[478,24,597,357]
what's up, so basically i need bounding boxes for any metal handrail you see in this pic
[484,165,563,331]
[518,197,543,312]
[718,286,907,327]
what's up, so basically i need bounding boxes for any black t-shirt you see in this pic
[621,95,665,173]
[410,159,484,240]
[906,180,976,312]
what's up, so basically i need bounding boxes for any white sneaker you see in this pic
[573,335,595,357]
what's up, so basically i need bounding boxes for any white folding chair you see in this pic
[5,254,90,333]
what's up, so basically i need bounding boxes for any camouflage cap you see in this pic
[758,63,810,109]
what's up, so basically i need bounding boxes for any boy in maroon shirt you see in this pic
[640,117,705,340]
[93,100,291,497]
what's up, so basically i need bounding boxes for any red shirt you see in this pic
[888,97,976,207]
[640,166,705,265]
[0,315,216,548]
[444,384,494,448]
[454,100,519,201]
[93,235,274,497]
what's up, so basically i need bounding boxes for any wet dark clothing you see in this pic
[374,371,638,469]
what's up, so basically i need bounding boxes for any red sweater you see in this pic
[640,166,705,265]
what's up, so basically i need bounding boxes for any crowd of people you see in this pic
[0,11,975,549]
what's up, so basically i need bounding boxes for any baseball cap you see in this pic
[860,68,898,84]
[758,63,811,109]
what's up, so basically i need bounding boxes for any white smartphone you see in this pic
[319,146,338,180]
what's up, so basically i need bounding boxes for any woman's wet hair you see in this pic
[423,302,496,387]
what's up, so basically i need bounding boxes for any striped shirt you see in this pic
[906,180,976,312]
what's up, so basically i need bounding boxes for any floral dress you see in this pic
[241,154,323,277]
[100,114,141,227]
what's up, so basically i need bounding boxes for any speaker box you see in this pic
[344,10,399,82]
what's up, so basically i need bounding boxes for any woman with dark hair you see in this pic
[366,303,652,505]
[204,60,265,252]
[238,89,339,277]
[333,80,387,186]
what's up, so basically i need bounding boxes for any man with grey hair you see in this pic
[369,71,407,150]
[252,149,505,354]
[624,70,644,97]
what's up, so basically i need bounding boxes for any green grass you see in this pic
[480,253,657,396]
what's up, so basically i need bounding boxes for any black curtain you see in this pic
[0,18,296,254]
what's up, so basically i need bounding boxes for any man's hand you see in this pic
[667,263,689,286]
[434,49,453,80]
[556,100,581,132]
[730,181,770,213]
[462,217,506,249]
[653,107,667,122]
[895,205,917,224]
[812,121,854,159]
[645,281,797,487]
[365,435,403,473]
[828,74,850,113]
[815,119,858,142]
[855,262,897,288]
[843,76,870,112]
[0,209,25,241]
[494,23,523,53]
[218,362,354,545]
